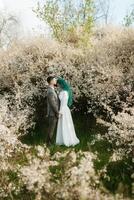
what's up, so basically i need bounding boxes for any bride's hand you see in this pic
[59,113,62,118]
[57,113,62,118]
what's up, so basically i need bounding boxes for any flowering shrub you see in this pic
[0,27,133,199]
[0,144,132,199]
[105,107,134,156]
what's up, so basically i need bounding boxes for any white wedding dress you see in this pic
[56,90,80,147]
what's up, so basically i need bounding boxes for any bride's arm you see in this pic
[59,91,68,115]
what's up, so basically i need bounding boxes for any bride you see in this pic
[56,78,80,147]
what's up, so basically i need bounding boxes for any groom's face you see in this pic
[51,78,57,86]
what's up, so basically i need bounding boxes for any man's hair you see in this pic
[47,76,55,84]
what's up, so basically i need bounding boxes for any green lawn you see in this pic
[20,114,109,156]
[20,114,133,196]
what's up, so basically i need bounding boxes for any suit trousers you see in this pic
[47,116,57,143]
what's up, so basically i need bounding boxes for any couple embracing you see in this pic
[46,76,80,147]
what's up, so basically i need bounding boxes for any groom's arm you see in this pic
[48,92,59,116]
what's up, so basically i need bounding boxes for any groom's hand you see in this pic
[56,112,60,118]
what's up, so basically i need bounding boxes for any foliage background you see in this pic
[0,25,134,199]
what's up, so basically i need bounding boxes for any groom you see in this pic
[46,76,59,145]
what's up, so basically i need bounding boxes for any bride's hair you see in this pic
[57,78,73,107]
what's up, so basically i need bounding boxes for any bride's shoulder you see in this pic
[60,90,68,96]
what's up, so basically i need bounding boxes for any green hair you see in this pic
[57,78,73,107]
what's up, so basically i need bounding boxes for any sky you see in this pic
[110,0,134,24]
[0,0,47,36]
[0,0,133,37]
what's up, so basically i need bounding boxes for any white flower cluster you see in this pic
[105,106,134,156]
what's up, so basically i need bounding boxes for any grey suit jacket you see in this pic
[47,86,59,117]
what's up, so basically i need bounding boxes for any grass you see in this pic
[20,113,111,164]
[20,113,107,151]
[20,114,112,171]
[19,114,133,196]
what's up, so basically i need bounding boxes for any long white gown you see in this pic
[56,90,80,147]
